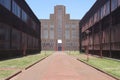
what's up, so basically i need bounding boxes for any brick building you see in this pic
[80,0,120,59]
[0,0,41,58]
[40,5,80,51]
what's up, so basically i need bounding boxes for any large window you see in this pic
[101,6,104,19]
[57,8,63,39]
[111,0,118,11]
[0,0,11,10]
[105,1,110,16]
[0,23,10,50]
[11,28,20,49]
[12,0,21,18]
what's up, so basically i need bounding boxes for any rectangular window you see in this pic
[65,30,70,40]
[43,24,48,29]
[71,30,77,39]
[43,29,48,39]
[22,10,28,22]
[57,8,63,39]
[105,1,110,16]
[111,0,118,11]
[12,0,21,18]
[118,0,120,6]
[0,0,11,10]
[11,28,20,49]
[101,6,104,19]
[22,32,27,49]
[65,24,70,29]
[27,35,33,49]
[49,25,54,39]
[71,24,76,29]
[0,23,10,50]
[33,37,36,49]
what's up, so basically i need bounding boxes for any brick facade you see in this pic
[40,5,80,51]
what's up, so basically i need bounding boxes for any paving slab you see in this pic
[10,52,116,80]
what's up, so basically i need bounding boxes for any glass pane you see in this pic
[12,0,21,18]
[11,28,20,49]
[0,0,11,10]
[0,23,10,49]
[111,0,118,11]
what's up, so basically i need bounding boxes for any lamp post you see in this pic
[85,30,91,61]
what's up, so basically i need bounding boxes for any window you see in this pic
[12,0,21,18]
[71,24,76,29]
[49,25,54,39]
[94,13,97,23]
[27,35,31,49]
[65,30,70,39]
[65,24,70,29]
[33,37,36,48]
[11,28,20,49]
[71,30,77,39]
[118,0,120,6]
[106,1,110,15]
[101,6,104,19]
[0,23,10,49]
[22,32,27,49]
[0,0,11,10]
[50,31,54,39]
[111,0,118,11]
[43,24,48,29]
[43,29,48,39]
[57,8,63,39]
[50,25,54,30]
[22,10,28,22]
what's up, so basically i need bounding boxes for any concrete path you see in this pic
[11,52,116,80]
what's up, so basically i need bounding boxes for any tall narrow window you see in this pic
[57,8,63,39]
[12,0,21,18]
[22,10,28,22]
[65,29,70,39]
[49,25,54,39]
[111,0,118,11]
[0,23,10,49]
[11,28,20,49]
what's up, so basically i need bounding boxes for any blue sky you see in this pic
[26,0,96,19]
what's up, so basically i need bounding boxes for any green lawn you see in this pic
[0,51,53,79]
[68,51,120,79]
[0,70,16,80]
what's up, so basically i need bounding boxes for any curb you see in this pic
[77,58,120,80]
[5,71,22,80]
[4,56,48,80]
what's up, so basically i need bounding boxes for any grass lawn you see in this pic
[0,70,17,80]
[68,51,120,79]
[0,51,53,79]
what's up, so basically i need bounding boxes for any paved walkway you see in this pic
[11,52,116,80]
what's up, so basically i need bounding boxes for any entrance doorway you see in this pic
[58,45,62,51]
[57,39,62,51]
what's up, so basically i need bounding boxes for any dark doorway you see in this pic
[58,46,62,51]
